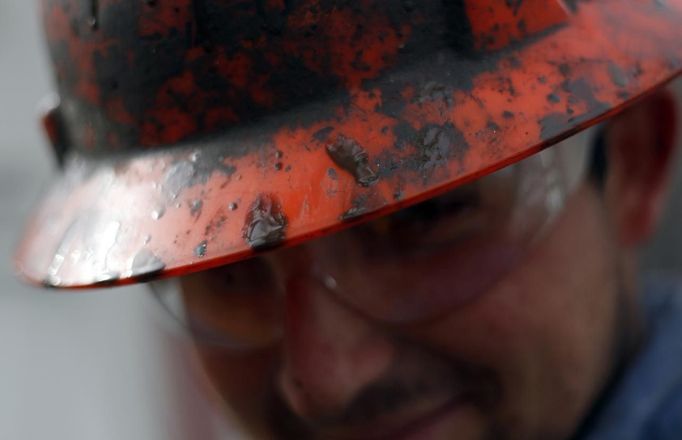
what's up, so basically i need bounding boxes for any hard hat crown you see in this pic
[18,0,682,288]
[43,0,568,156]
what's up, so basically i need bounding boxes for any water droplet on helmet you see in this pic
[151,206,166,220]
[46,219,82,286]
[47,253,66,282]
[326,135,378,187]
[228,202,238,211]
[243,194,287,250]
[189,199,203,218]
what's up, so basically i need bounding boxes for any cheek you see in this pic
[196,346,278,436]
[405,187,620,437]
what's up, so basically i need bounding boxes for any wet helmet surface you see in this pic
[16,0,682,288]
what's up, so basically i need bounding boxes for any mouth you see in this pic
[315,396,470,440]
[268,350,500,440]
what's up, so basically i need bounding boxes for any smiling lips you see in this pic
[313,397,469,440]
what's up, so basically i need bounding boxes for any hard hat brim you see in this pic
[15,0,682,288]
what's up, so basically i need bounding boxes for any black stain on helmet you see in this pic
[340,193,372,222]
[313,126,335,143]
[408,123,469,180]
[393,120,418,151]
[243,194,288,251]
[607,62,629,88]
[341,205,370,222]
[327,167,338,180]
[539,112,571,141]
[326,135,378,187]
[340,191,388,222]
[442,0,475,54]
[416,81,454,107]
[547,93,561,103]
[204,214,227,239]
[542,78,610,139]
[506,0,524,15]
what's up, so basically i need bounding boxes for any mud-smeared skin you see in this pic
[15,0,682,287]
[326,135,378,187]
[243,194,288,251]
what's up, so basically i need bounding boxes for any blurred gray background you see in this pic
[0,3,236,440]
[1,2,681,440]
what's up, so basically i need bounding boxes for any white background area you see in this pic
[0,2,235,439]
[1,2,681,439]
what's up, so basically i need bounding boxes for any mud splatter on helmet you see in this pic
[15,0,682,288]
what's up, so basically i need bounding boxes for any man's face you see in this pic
[173,174,628,439]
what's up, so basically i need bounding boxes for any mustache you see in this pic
[266,348,501,439]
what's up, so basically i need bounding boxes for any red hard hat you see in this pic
[15,0,682,288]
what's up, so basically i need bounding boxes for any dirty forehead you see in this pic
[18,0,682,288]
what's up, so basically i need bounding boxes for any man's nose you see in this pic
[272,247,395,421]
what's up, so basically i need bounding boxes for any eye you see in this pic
[178,257,283,349]
[392,188,480,230]
[353,185,484,257]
